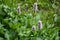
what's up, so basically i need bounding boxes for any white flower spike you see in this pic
[32,25,36,31]
[33,2,38,12]
[38,20,42,29]
[17,5,21,13]
[26,4,28,11]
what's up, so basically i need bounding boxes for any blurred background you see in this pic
[0,0,60,40]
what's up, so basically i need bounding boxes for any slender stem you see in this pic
[58,30,60,40]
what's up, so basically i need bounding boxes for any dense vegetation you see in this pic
[0,0,60,40]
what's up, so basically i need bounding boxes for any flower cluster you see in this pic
[17,2,38,13]
[32,20,42,31]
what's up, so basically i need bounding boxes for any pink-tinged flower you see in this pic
[38,20,42,29]
[17,5,21,13]
[26,4,28,11]
[33,2,38,12]
[32,25,36,31]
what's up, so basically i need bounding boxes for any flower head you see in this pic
[32,25,36,31]
[38,20,42,29]
[17,5,21,13]
[33,2,38,12]
[26,4,28,11]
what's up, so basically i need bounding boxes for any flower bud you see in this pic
[33,2,38,12]
[38,20,42,29]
